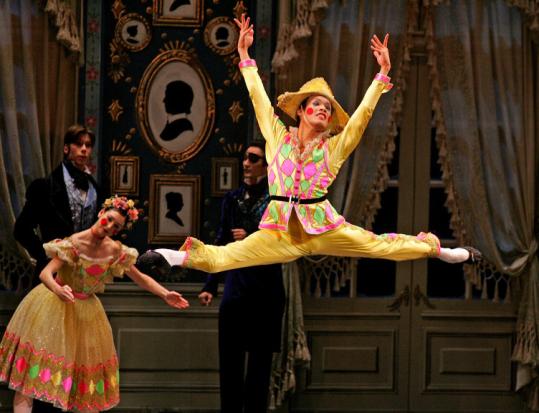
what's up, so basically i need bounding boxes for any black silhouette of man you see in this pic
[215,26,230,48]
[126,24,139,44]
[160,80,194,141]
[165,191,184,227]
[169,0,190,12]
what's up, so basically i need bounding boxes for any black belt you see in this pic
[269,195,327,205]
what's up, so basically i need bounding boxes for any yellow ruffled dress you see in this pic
[0,238,138,412]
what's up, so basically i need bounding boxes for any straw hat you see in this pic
[276,77,349,134]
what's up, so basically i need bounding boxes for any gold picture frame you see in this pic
[114,13,152,52]
[211,157,239,197]
[136,43,215,164]
[148,174,200,244]
[203,17,239,56]
[110,156,140,196]
[153,0,204,27]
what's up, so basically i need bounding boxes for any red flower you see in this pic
[86,67,98,81]
[258,26,270,39]
[85,116,97,128]
[87,19,99,33]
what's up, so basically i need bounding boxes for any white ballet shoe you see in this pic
[439,246,482,264]
[154,249,187,267]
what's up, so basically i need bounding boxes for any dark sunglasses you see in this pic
[243,152,263,163]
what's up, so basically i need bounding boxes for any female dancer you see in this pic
[0,196,189,412]
[146,14,480,274]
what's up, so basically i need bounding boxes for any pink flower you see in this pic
[87,19,99,33]
[258,26,270,39]
[103,195,140,223]
[85,116,97,128]
[86,67,98,81]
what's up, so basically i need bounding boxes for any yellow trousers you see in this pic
[181,214,440,274]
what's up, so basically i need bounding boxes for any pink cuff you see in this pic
[374,73,391,83]
[238,59,257,69]
[374,73,393,91]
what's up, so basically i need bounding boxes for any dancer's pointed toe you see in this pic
[462,246,482,264]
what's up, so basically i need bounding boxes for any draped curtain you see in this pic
[427,0,539,409]
[0,0,80,290]
[271,0,539,409]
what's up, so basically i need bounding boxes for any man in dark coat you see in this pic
[199,142,285,413]
[14,124,101,284]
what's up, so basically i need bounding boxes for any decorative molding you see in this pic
[84,1,103,180]
[227,101,244,123]
[108,99,124,122]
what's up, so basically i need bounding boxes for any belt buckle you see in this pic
[288,194,298,205]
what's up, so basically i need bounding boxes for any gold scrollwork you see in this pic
[136,45,215,164]
[224,54,241,85]
[228,101,244,123]
[233,0,247,19]
[108,39,130,83]
[108,100,124,122]
[112,0,126,20]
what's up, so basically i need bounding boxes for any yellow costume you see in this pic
[0,238,137,412]
[180,61,440,273]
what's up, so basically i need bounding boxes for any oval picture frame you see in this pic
[136,47,215,163]
[114,13,152,52]
[203,16,238,56]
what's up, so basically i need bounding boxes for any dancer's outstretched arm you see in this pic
[126,264,189,309]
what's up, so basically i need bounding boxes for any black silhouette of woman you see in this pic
[165,192,184,227]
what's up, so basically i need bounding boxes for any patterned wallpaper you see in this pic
[83,0,274,281]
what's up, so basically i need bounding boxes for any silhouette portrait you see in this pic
[160,80,194,141]
[169,0,191,12]
[121,166,129,185]
[215,27,230,47]
[116,14,151,52]
[126,24,139,44]
[148,175,200,243]
[110,156,139,196]
[138,53,215,163]
[165,191,184,227]
[204,17,238,56]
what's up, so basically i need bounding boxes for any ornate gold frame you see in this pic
[148,174,200,244]
[153,0,204,27]
[114,13,152,52]
[203,16,238,56]
[136,45,215,163]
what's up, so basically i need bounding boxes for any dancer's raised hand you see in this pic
[370,34,391,75]
[234,11,254,60]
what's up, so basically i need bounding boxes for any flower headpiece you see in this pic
[102,195,140,223]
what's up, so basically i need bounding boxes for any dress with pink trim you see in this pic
[0,238,137,412]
